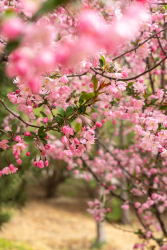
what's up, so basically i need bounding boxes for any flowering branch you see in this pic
[0,99,40,129]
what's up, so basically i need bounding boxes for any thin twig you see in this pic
[90,54,167,81]
[0,99,40,129]
[112,27,167,61]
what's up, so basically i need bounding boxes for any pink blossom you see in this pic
[16,158,22,165]
[15,136,22,142]
[2,165,18,175]
[0,140,9,150]
[135,202,141,208]
[121,204,129,210]
[62,126,74,136]
[13,142,28,156]
[61,135,69,145]
[1,18,23,40]
[58,150,73,158]
[61,76,69,84]
[8,93,17,104]
[43,117,48,124]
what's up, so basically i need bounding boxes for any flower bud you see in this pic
[38,160,44,168]
[15,135,21,142]
[24,132,31,136]
[45,144,50,150]
[43,117,48,124]
[95,122,102,128]
[33,160,38,167]
[44,160,49,167]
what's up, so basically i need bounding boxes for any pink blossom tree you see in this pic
[0,0,167,249]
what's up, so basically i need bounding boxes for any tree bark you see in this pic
[119,120,131,224]
[95,185,106,245]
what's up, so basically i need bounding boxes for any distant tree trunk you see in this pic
[95,185,106,245]
[119,120,131,224]
[121,182,131,224]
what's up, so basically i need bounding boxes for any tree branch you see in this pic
[90,54,167,81]
[0,99,40,129]
[112,27,167,61]
[0,53,8,64]
[81,157,128,202]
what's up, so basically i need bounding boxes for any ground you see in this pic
[0,196,141,250]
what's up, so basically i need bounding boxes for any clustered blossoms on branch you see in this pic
[1,0,167,249]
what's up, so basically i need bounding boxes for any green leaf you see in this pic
[1,92,7,99]
[1,134,10,140]
[38,126,45,136]
[158,123,164,131]
[92,76,98,92]
[12,124,17,134]
[66,118,73,124]
[133,170,137,178]
[57,116,64,123]
[41,138,47,145]
[100,54,105,65]
[144,101,150,107]
[86,92,95,99]
[40,111,47,117]
[91,107,100,114]
[78,106,86,114]
[66,106,74,117]
[24,137,34,142]
[151,98,158,105]
[34,0,66,19]
[57,106,65,117]
[99,58,104,67]
[7,131,12,136]
[76,123,81,133]
[30,132,37,138]
[6,40,20,54]
[160,106,167,110]
[128,82,134,87]
[38,103,44,108]
[40,133,47,139]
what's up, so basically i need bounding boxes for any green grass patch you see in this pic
[0,238,33,250]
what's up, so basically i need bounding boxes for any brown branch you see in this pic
[112,27,167,61]
[146,57,155,94]
[105,217,134,234]
[90,54,167,81]
[81,157,128,203]
[0,99,40,129]
[0,53,8,64]
[151,2,167,5]
[156,35,166,56]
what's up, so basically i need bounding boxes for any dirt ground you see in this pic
[0,196,142,250]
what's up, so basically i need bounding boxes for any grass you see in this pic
[0,238,33,250]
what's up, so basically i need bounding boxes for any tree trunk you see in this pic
[121,182,131,224]
[119,120,131,224]
[95,185,106,245]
